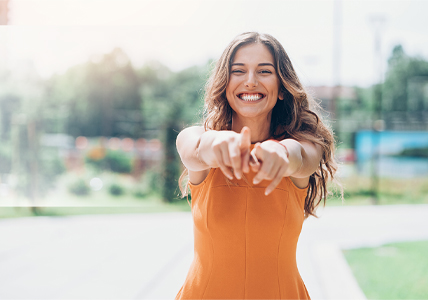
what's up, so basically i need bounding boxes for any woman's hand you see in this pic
[199,127,251,180]
[250,140,293,195]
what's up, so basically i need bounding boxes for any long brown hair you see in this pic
[180,32,340,218]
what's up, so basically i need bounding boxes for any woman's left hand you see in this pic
[250,140,290,195]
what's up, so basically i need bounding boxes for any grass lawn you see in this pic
[0,199,191,218]
[0,171,192,219]
[343,240,428,299]
[0,190,191,219]
[327,176,428,206]
[1,172,427,218]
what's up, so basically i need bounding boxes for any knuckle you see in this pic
[220,140,229,147]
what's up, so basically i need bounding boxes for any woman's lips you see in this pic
[237,93,265,101]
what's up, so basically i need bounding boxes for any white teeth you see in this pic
[240,93,263,101]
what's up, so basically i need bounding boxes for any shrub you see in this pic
[68,179,90,196]
[134,189,148,198]
[109,183,125,196]
[106,151,132,173]
[85,149,132,173]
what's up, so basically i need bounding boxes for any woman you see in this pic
[175,32,338,299]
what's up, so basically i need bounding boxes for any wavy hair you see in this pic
[180,32,340,218]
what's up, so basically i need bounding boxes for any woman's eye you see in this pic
[231,70,244,73]
[260,70,272,74]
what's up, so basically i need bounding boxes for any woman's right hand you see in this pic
[199,127,251,180]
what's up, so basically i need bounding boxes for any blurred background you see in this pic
[0,0,427,298]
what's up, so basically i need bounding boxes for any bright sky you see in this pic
[2,0,428,86]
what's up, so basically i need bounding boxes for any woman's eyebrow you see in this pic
[258,63,275,67]
[231,62,275,67]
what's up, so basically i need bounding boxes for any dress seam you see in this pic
[277,190,289,299]
[244,187,248,298]
[201,174,214,300]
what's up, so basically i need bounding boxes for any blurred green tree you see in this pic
[45,48,142,138]
[383,45,428,112]
[139,62,209,202]
[0,70,65,211]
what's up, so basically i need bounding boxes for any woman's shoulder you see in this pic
[177,126,205,141]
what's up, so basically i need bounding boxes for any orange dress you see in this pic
[175,161,311,299]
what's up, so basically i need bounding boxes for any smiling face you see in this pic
[226,42,283,123]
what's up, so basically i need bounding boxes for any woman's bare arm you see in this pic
[280,139,322,178]
[251,138,323,193]
[176,126,210,172]
[176,126,252,183]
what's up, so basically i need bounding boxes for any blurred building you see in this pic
[308,85,359,135]
[308,86,357,110]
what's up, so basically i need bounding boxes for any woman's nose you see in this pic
[244,72,258,88]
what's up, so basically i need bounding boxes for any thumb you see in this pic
[239,126,251,150]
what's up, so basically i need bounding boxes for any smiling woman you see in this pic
[226,43,284,132]
[175,32,339,299]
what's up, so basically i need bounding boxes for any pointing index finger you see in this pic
[240,126,251,149]
[240,126,251,173]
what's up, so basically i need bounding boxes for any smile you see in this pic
[237,93,265,102]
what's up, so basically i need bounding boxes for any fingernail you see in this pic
[265,190,270,196]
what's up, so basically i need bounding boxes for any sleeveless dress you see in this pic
[175,156,311,299]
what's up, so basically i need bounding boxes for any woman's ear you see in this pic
[279,91,284,100]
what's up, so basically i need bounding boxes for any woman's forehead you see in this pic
[232,43,274,65]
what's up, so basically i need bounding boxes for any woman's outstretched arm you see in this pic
[280,139,323,178]
[176,126,210,172]
[176,126,251,184]
[251,139,323,194]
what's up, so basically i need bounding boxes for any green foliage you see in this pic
[0,143,12,173]
[132,170,160,198]
[143,170,163,195]
[396,147,428,158]
[40,149,67,179]
[85,149,132,173]
[344,240,428,299]
[162,122,181,202]
[335,44,428,147]
[138,61,209,202]
[0,94,20,140]
[106,151,132,173]
[44,48,142,138]
[383,44,428,112]
[68,179,91,196]
[109,183,125,196]
[327,176,428,206]
[133,190,146,198]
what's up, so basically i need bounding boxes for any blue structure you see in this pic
[355,131,428,177]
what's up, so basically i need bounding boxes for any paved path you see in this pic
[0,205,427,299]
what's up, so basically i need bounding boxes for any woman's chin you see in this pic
[233,109,269,120]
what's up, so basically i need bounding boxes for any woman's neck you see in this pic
[231,114,271,143]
